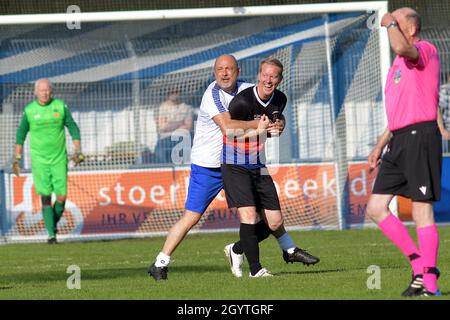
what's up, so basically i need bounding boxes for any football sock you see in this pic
[232,220,271,255]
[417,224,439,293]
[42,206,56,238]
[275,230,296,253]
[240,223,261,276]
[155,252,171,267]
[378,213,422,276]
[53,200,65,224]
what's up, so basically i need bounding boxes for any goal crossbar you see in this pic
[0,2,388,25]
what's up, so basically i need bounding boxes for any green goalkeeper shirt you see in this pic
[16,98,80,165]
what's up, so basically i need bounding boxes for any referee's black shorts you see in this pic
[221,164,281,210]
[372,120,442,201]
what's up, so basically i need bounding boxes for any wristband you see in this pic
[386,21,398,30]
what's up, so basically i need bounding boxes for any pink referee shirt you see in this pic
[385,40,440,131]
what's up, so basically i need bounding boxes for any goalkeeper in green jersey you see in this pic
[12,78,85,244]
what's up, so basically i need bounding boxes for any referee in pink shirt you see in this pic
[366,7,441,297]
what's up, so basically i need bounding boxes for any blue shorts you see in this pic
[185,164,223,214]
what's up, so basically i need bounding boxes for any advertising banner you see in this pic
[4,163,380,240]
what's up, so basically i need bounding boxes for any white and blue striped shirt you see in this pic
[190,80,253,168]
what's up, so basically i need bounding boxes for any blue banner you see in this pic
[434,156,450,222]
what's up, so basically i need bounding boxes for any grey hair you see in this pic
[34,78,53,94]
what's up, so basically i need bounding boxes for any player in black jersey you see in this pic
[222,58,320,277]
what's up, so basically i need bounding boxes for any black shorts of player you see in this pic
[373,120,442,201]
[221,164,281,210]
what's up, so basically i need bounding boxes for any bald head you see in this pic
[392,7,421,36]
[214,54,240,92]
[34,78,53,105]
[214,54,238,70]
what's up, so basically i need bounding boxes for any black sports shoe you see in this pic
[402,268,441,297]
[47,237,58,244]
[148,263,168,280]
[418,287,441,297]
[401,274,424,297]
[283,247,320,266]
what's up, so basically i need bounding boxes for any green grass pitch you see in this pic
[0,226,449,300]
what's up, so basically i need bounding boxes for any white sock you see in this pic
[277,233,296,252]
[155,252,171,267]
[287,247,296,254]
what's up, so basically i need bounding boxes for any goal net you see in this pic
[0,2,390,243]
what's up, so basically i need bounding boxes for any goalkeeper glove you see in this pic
[12,155,21,176]
[71,148,85,166]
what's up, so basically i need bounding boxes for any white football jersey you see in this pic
[190,80,253,168]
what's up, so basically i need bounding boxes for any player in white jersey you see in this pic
[189,79,253,168]
[148,54,318,280]
[148,54,261,280]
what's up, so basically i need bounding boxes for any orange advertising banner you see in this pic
[8,163,377,238]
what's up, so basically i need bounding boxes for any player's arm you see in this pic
[218,114,269,145]
[268,114,286,137]
[15,144,23,159]
[207,88,260,137]
[64,105,80,140]
[214,112,268,142]
[368,127,392,171]
[15,111,29,150]
[268,95,287,137]
[64,105,84,165]
[213,94,262,137]
[381,13,418,61]
[213,112,260,135]
[249,115,270,139]
[12,112,30,176]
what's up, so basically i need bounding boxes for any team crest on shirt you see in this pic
[53,111,60,118]
[394,69,401,84]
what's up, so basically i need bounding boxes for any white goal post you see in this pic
[0,2,393,243]
[0,2,391,98]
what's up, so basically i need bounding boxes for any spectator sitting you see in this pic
[154,88,193,164]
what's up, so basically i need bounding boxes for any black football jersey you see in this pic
[222,86,287,168]
[228,86,287,122]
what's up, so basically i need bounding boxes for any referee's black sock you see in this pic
[233,220,271,254]
[239,223,262,276]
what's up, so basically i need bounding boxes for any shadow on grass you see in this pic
[0,263,417,287]
[0,286,14,290]
[0,264,232,286]
[274,268,346,276]
[1,267,145,285]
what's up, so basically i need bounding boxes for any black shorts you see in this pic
[221,164,281,210]
[372,121,442,201]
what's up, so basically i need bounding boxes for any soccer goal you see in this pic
[0,1,390,243]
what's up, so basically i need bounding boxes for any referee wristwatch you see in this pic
[386,21,398,30]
